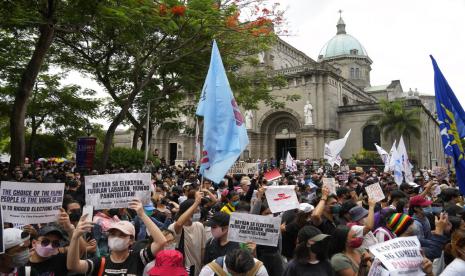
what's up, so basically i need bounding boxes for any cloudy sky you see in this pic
[279,0,465,101]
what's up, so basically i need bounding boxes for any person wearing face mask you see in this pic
[329,225,371,276]
[65,200,98,256]
[220,191,240,215]
[409,195,433,239]
[441,229,465,275]
[0,228,34,276]
[92,208,121,256]
[67,198,167,275]
[203,212,240,264]
[283,225,334,276]
[169,191,206,276]
[311,187,341,235]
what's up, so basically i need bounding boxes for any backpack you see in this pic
[207,256,263,276]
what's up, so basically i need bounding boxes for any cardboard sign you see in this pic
[264,169,281,181]
[265,185,299,213]
[228,162,259,175]
[368,259,390,276]
[85,173,151,210]
[369,237,423,275]
[365,183,385,202]
[0,182,64,224]
[0,204,3,253]
[322,178,337,195]
[227,212,280,246]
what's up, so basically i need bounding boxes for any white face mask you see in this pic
[164,243,176,250]
[192,212,201,222]
[108,236,130,251]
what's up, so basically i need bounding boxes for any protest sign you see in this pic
[228,162,259,175]
[0,204,3,253]
[264,169,281,181]
[265,185,299,213]
[369,237,423,275]
[85,173,151,210]
[0,182,64,224]
[322,178,337,195]
[365,183,385,202]
[368,259,390,276]
[227,212,280,247]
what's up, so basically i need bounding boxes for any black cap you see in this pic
[297,225,329,243]
[205,212,230,227]
[38,225,66,240]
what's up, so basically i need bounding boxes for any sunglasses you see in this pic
[39,238,61,248]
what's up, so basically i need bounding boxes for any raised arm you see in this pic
[311,186,330,226]
[363,198,376,235]
[173,191,202,234]
[129,199,167,255]
[67,214,93,273]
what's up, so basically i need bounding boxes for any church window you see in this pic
[343,96,349,106]
[350,49,359,55]
[350,68,355,78]
[355,68,360,79]
[362,125,380,151]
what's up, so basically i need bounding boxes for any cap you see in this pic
[182,182,192,188]
[108,221,136,237]
[205,212,230,227]
[408,182,420,188]
[3,228,30,250]
[148,250,188,276]
[349,206,369,222]
[297,225,329,243]
[409,195,432,207]
[38,225,66,240]
[298,203,314,214]
[144,202,156,211]
[386,213,413,236]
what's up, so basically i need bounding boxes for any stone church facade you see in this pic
[114,16,445,168]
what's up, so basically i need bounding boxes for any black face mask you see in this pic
[309,240,329,260]
[108,209,119,217]
[69,210,82,222]
[67,180,78,188]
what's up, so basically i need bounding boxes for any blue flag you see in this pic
[196,40,249,183]
[431,55,465,194]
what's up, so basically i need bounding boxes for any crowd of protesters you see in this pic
[1,158,465,276]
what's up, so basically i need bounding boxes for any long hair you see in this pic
[328,225,350,257]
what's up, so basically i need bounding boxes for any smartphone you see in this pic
[82,205,93,222]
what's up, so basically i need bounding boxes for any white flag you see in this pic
[286,151,297,172]
[386,140,397,172]
[374,143,389,164]
[324,129,351,167]
[397,136,414,183]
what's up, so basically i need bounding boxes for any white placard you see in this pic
[369,237,423,275]
[228,162,259,175]
[227,212,280,247]
[322,178,337,195]
[0,181,65,224]
[0,204,3,253]
[365,183,385,202]
[368,259,390,276]
[85,173,151,210]
[265,185,299,213]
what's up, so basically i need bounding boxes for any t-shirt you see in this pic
[203,238,240,264]
[85,247,154,276]
[28,253,68,276]
[440,258,465,275]
[330,253,359,274]
[283,259,335,276]
[169,222,206,276]
[198,257,268,276]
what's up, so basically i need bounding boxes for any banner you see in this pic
[365,183,385,202]
[85,173,151,210]
[0,182,64,224]
[264,169,281,181]
[227,212,280,247]
[265,185,299,213]
[322,178,337,195]
[0,204,3,253]
[76,137,97,169]
[228,162,259,175]
[369,237,423,275]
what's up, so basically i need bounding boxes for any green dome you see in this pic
[318,17,369,60]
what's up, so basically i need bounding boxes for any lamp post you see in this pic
[145,94,170,161]
[85,122,92,137]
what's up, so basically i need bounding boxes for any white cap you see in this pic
[298,203,314,213]
[3,228,29,250]
[408,182,420,188]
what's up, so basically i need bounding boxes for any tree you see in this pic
[369,99,421,141]
[0,0,101,168]
[56,0,288,169]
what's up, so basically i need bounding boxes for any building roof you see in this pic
[364,85,389,92]
[318,16,369,60]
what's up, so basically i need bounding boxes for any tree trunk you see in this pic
[132,125,142,150]
[140,128,146,151]
[9,23,54,169]
[28,117,36,160]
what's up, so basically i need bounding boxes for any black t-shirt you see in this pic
[283,259,335,276]
[86,247,154,276]
[28,253,68,276]
[316,217,338,235]
[203,238,240,264]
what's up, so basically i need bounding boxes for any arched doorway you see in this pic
[362,125,380,151]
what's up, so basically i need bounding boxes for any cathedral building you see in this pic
[115,15,445,168]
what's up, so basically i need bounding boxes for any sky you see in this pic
[64,0,465,127]
[279,0,465,99]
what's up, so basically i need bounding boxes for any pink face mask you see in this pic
[35,244,58,258]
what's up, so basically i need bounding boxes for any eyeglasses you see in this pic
[39,238,61,248]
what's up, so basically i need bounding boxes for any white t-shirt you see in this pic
[440,258,465,275]
[199,257,268,276]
